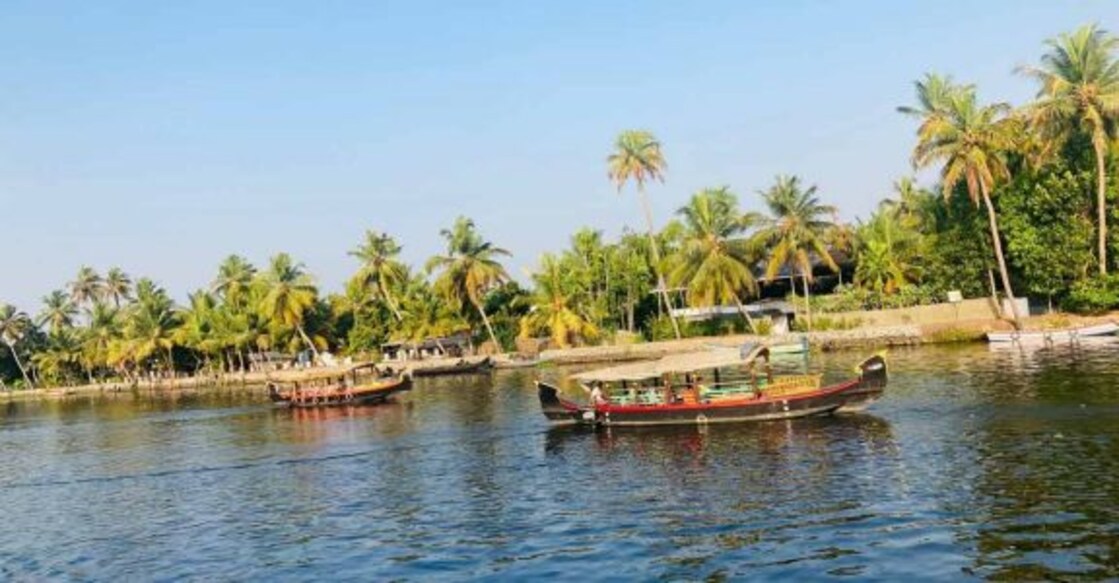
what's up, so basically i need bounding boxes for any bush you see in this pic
[792,284,942,314]
[790,315,862,332]
[1062,275,1119,314]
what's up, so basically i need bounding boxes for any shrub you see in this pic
[1062,275,1119,314]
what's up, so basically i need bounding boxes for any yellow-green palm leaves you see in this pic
[520,253,599,348]
[349,230,408,321]
[258,253,320,356]
[426,217,511,350]
[0,303,35,387]
[907,78,1025,326]
[669,187,760,328]
[1019,24,1119,274]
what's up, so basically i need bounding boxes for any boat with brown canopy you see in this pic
[535,345,886,427]
[267,363,412,408]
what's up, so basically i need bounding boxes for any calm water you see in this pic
[2,343,1119,581]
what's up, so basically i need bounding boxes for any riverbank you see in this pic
[5,312,1116,400]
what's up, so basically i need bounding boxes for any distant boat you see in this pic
[535,345,887,427]
[769,337,809,355]
[267,363,411,408]
[410,356,493,377]
[986,322,1119,344]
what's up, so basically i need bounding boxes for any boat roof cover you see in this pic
[573,344,770,382]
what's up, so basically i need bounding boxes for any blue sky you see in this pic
[1,0,1115,310]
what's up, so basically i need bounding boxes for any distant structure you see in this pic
[381,332,475,361]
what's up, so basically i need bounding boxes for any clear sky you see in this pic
[1,0,1115,311]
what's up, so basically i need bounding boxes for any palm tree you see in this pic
[0,304,35,387]
[257,253,320,357]
[426,216,511,350]
[39,290,77,334]
[668,187,761,331]
[125,278,181,374]
[212,255,257,306]
[897,73,975,121]
[753,176,838,330]
[606,129,681,339]
[349,230,408,321]
[1018,24,1119,274]
[81,302,120,381]
[104,267,133,308]
[520,254,600,348]
[69,266,104,307]
[854,209,923,294]
[906,78,1025,326]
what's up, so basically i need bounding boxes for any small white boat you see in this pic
[986,322,1119,344]
[769,336,810,355]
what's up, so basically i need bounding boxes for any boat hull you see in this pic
[537,354,886,427]
[268,375,412,408]
[410,357,493,377]
[986,322,1119,343]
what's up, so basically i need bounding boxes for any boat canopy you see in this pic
[268,362,381,383]
[572,344,770,383]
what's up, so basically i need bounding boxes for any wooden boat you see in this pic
[410,357,493,377]
[986,322,1119,344]
[536,345,887,427]
[267,363,412,408]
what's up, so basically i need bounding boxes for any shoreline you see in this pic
[6,313,1116,401]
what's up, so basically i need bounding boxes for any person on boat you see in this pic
[587,382,608,406]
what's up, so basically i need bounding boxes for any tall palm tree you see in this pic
[753,176,838,330]
[349,230,408,321]
[212,255,257,306]
[897,73,975,122]
[81,302,120,381]
[606,129,681,339]
[906,79,1025,326]
[854,209,923,294]
[1018,24,1119,274]
[257,253,320,357]
[520,253,599,348]
[39,290,77,334]
[425,216,511,350]
[69,266,104,307]
[668,187,761,331]
[0,304,35,387]
[103,267,133,308]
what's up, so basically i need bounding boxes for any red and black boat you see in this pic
[535,345,887,427]
[267,363,412,408]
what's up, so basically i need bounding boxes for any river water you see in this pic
[1,342,1118,581]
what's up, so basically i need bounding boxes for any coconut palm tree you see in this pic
[668,187,761,331]
[104,267,133,308]
[349,230,408,321]
[520,253,599,348]
[854,209,923,294]
[1018,24,1119,275]
[124,278,181,374]
[0,304,35,387]
[257,253,320,357]
[753,176,838,330]
[906,79,1025,326]
[897,73,975,122]
[69,266,104,308]
[425,216,511,350]
[606,129,681,339]
[212,255,257,306]
[81,302,120,381]
[39,290,77,334]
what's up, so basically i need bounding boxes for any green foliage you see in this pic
[1062,275,1119,314]
[998,165,1096,299]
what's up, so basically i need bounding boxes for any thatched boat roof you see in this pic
[266,362,379,383]
[573,344,769,383]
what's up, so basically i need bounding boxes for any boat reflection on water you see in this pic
[275,400,416,445]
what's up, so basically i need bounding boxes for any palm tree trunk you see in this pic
[1095,143,1108,275]
[980,182,1023,328]
[801,272,813,331]
[473,299,502,352]
[383,285,405,321]
[987,269,999,314]
[4,340,34,388]
[636,187,682,339]
[296,325,320,359]
[731,296,758,334]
